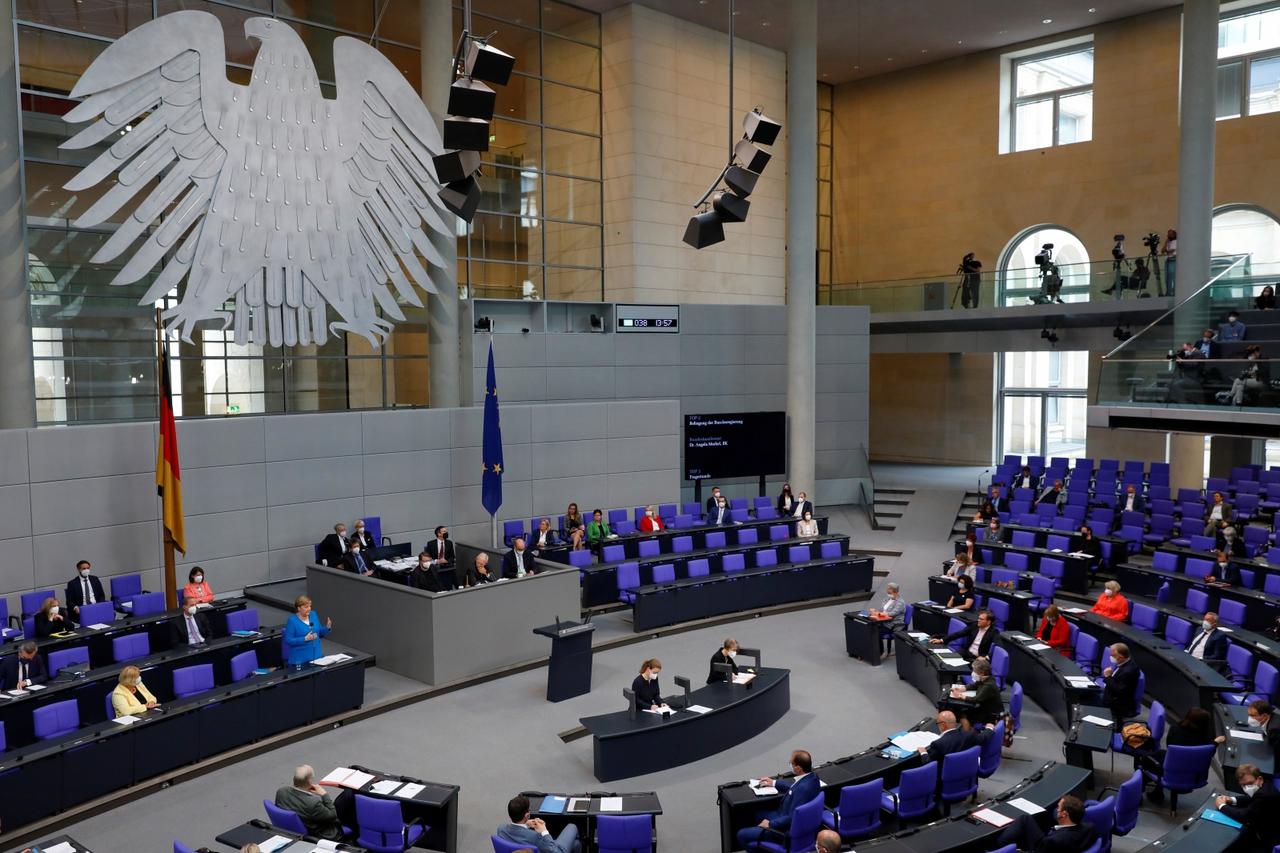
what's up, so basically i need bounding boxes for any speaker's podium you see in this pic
[533,619,595,702]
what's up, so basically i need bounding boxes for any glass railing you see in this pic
[1096,254,1280,412]
[818,254,1261,312]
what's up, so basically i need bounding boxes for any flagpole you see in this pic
[489,327,498,550]
[155,308,178,609]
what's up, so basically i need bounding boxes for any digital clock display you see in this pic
[615,303,680,333]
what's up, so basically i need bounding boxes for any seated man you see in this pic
[709,495,734,526]
[318,523,348,566]
[424,526,455,576]
[467,552,499,586]
[1214,763,1280,852]
[65,560,105,624]
[275,764,344,841]
[1205,552,1242,586]
[814,829,841,853]
[496,794,581,853]
[931,608,999,662]
[1035,479,1065,510]
[0,641,48,691]
[996,795,1096,852]
[918,710,973,762]
[735,750,822,849]
[1184,611,1229,669]
[502,538,538,579]
[169,594,214,646]
[341,539,374,577]
[1119,484,1143,514]
[409,551,446,592]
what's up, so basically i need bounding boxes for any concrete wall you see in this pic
[830,8,1280,285]
[0,400,679,616]
[468,301,871,503]
[602,4,787,304]
[869,353,995,465]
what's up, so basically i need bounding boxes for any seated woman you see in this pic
[960,530,978,561]
[707,638,740,684]
[947,552,977,579]
[112,665,158,717]
[528,518,559,554]
[183,566,214,605]
[1256,285,1276,311]
[973,499,997,522]
[564,503,586,551]
[639,505,665,533]
[1091,580,1130,621]
[35,597,69,638]
[586,509,612,550]
[632,658,663,710]
[947,575,976,610]
[796,510,819,538]
[1036,604,1072,657]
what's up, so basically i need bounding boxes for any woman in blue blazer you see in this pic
[284,595,332,666]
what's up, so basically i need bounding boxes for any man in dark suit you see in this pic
[424,525,456,581]
[1102,643,1140,721]
[1197,329,1221,359]
[1072,525,1104,574]
[169,594,214,646]
[409,551,447,592]
[1247,700,1280,768]
[1184,611,1230,670]
[709,497,734,526]
[350,519,375,550]
[466,552,499,586]
[65,560,106,623]
[0,641,48,690]
[918,711,973,763]
[932,609,999,662]
[318,523,349,566]
[1119,484,1144,514]
[1204,556,1242,587]
[787,491,814,520]
[342,541,374,576]
[1215,764,1280,852]
[706,486,728,516]
[735,750,823,849]
[996,796,1097,852]
[1035,479,1065,510]
[989,487,1010,515]
[502,538,538,578]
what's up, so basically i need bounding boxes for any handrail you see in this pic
[858,444,879,531]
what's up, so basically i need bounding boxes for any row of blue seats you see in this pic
[503,498,790,545]
[559,524,824,569]
[616,541,844,604]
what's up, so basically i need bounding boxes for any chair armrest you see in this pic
[402,813,428,842]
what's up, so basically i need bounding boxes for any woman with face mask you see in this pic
[796,510,819,538]
[632,658,663,710]
[984,519,1002,543]
[112,664,159,717]
[708,638,740,684]
[1091,580,1130,621]
[639,505,666,534]
[947,575,976,611]
[35,596,68,638]
[183,566,215,605]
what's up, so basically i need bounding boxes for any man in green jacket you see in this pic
[275,764,343,840]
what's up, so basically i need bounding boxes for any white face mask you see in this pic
[1249,715,1264,728]
[646,510,654,517]
[79,569,90,578]
[726,650,737,658]
[1105,589,1115,597]
[50,606,59,616]
[1202,620,1214,632]
[351,547,360,554]
[1243,782,1262,796]
[187,605,198,615]
[646,671,659,681]
[356,526,365,533]
[193,575,203,583]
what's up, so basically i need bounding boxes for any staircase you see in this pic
[952,490,983,536]
[873,487,912,531]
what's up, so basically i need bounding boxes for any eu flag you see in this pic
[481,341,504,516]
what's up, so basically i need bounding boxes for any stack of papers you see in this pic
[1066,676,1096,688]
[971,808,1014,827]
[1008,798,1044,814]
[943,607,965,614]
[43,843,76,853]
[312,653,353,666]
[375,557,418,572]
[1230,728,1265,742]
[748,780,779,796]
[732,673,756,685]
[567,798,590,813]
[321,767,375,789]
[85,623,112,630]
[600,797,623,812]
[1063,607,1087,614]
[642,704,674,715]
[907,631,930,641]
[397,782,426,799]
[6,689,27,697]
[257,837,292,853]
[685,704,713,714]
[1027,643,1051,651]
[891,731,939,751]
[1081,714,1113,727]
[112,714,140,725]
[369,779,404,796]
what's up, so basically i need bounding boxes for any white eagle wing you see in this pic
[331,36,451,312]
[61,10,236,304]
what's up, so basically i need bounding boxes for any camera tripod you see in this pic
[952,268,981,309]
[1146,246,1164,297]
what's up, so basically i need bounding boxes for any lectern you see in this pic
[533,619,595,702]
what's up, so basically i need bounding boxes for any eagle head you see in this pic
[244,17,278,44]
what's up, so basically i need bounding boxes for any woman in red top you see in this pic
[639,504,665,533]
[1091,580,1130,621]
[1036,604,1072,657]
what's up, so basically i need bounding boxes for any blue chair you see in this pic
[687,559,710,579]
[1223,660,1279,705]
[1004,552,1029,572]
[743,793,824,852]
[1164,615,1193,647]
[47,646,89,676]
[112,632,151,662]
[987,600,1010,633]
[681,502,702,518]
[638,540,660,559]
[568,550,592,569]
[787,545,810,564]
[264,799,308,833]
[723,554,746,573]
[20,590,53,619]
[738,528,759,545]
[1110,769,1143,836]
[110,573,144,609]
[1111,700,1165,766]
[819,541,841,560]
[77,601,115,626]
[1220,599,1247,627]
[652,564,675,584]
[705,532,727,549]
[1152,551,1179,572]
[820,777,882,841]
[502,520,524,546]
[1186,557,1214,578]
[1142,744,1215,812]
[756,506,780,520]
[672,536,694,554]
[1040,557,1065,583]
[617,563,641,604]
[226,608,260,633]
[978,720,1005,778]
[491,837,528,853]
[173,664,214,698]
[881,761,937,821]
[602,544,625,563]
[230,650,259,682]
[616,520,636,535]
[609,509,629,526]
[938,746,981,815]
[1224,643,1257,691]
[768,525,789,542]
[355,793,427,852]
[174,842,198,853]
[1075,632,1101,675]
[1009,682,1023,733]
[944,617,967,653]
[659,503,677,520]
[597,814,651,853]
[1185,588,1209,613]
[755,549,778,568]
[1130,603,1160,633]
[1189,535,1216,552]
[1012,531,1036,548]
[130,591,166,616]
[33,699,79,740]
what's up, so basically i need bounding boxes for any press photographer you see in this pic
[1030,243,1063,305]
[955,252,983,309]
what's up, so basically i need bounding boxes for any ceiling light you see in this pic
[1043,18,1053,23]
[1088,7,1097,12]
[956,40,964,45]
[761,20,771,27]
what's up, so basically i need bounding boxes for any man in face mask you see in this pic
[425,525,456,585]
[169,593,213,646]
[351,520,374,550]
[705,487,727,517]
[65,559,105,623]
[1184,611,1229,669]
[1220,311,1248,342]
[342,540,374,576]
[0,641,48,691]
[1205,551,1242,587]
[318,523,348,566]
[1247,700,1280,759]
[1215,764,1280,851]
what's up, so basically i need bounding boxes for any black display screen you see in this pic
[684,412,786,481]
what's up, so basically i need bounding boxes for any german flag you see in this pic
[155,338,186,554]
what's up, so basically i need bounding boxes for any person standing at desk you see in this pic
[708,638,740,683]
[497,794,581,853]
[1036,605,1072,657]
[1101,643,1139,722]
[169,594,213,646]
[735,750,821,849]
[284,596,332,666]
[1214,764,1280,852]
[503,538,537,578]
[318,523,349,566]
[183,566,215,604]
[796,510,818,538]
[341,540,374,577]
[586,510,612,550]
[632,658,663,710]
[65,559,104,624]
[777,484,796,516]
[706,486,728,516]
[871,582,907,654]
[112,665,158,716]
[35,597,69,638]
[276,765,345,841]
[639,505,665,533]
[0,641,47,690]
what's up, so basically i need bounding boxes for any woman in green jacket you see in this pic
[586,508,612,549]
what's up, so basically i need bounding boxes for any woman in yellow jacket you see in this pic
[111,665,158,717]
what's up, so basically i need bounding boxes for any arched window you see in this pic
[998,225,1091,306]
[1212,204,1280,267]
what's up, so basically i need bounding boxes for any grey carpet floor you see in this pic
[47,468,1198,852]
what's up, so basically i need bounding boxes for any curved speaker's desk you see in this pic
[579,667,790,782]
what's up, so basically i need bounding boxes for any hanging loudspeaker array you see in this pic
[683,107,783,249]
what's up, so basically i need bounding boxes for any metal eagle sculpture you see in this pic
[61,11,453,347]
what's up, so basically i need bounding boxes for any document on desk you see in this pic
[891,731,939,752]
[971,807,1014,827]
[6,689,27,697]
[685,704,713,714]
[943,607,965,614]
[1082,714,1113,727]
[396,782,426,799]
[1066,677,1096,688]
[732,673,756,685]
[43,843,76,853]
[321,767,375,789]
[1063,607,1087,614]
[112,714,140,725]
[1027,643,1051,651]
[748,780,778,796]
[1230,729,1265,741]
[1218,626,1234,634]
[257,836,293,853]
[540,795,568,814]
[642,704,674,714]
[600,797,623,812]
[907,631,930,641]
[369,779,403,796]
[1008,797,1044,815]
[567,798,590,813]
[85,623,111,630]
[312,653,353,666]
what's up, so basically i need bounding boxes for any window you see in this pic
[1009,45,1094,152]
[1218,4,1280,119]
[1212,204,1280,265]
[999,351,1089,460]
[998,226,1091,306]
